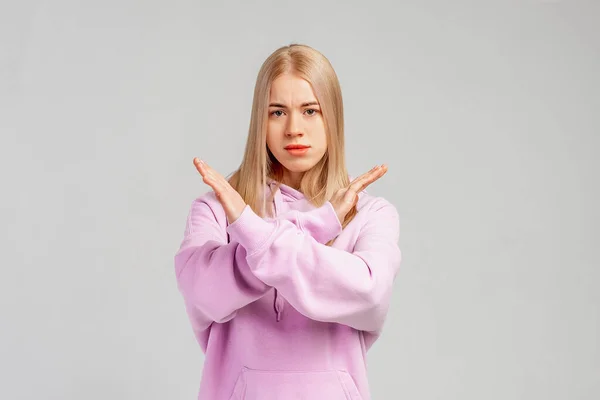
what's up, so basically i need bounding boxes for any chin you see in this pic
[282,160,318,173]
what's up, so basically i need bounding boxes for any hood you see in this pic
[268,179,304,202]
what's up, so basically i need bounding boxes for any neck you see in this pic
[281,170,303,191]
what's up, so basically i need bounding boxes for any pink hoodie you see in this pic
[174,180,401,400]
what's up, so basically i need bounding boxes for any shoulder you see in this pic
[340,192,400,246]
[184,191,228,234]
[191,190,221,209]
[356,191,399,219]
[353,192,400,240]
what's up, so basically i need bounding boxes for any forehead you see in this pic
[269,73,318,104]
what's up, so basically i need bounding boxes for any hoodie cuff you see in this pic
[226,205,276,256]
[301,201,343,243]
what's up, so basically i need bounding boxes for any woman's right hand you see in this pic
[330,165,388,224]
[193,157,247,224]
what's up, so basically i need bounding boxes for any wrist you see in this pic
[227,205,245,224]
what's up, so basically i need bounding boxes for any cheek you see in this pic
[315,125,328,149]
[267,121,282,138]
[266,125,278,147]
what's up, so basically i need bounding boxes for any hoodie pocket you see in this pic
[228,367,363,400]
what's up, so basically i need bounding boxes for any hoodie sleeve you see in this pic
[174,194,343,332]
[225,197,401,333]
[265,201,343,244]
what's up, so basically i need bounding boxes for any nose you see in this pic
[285,112,304,137]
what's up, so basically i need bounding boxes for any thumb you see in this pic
[343,188,357,204]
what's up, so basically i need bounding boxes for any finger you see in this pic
[349,165,379,186]
[350,164,388,193]
[361,164,387,189]
[194,159,223,187]
[197,159,230,187]
[349,164,387,190]
[193,158,209,178]
[343,188,357,204]
[194,158,222,192]
[348,165,381,191]
[199,160,235,200]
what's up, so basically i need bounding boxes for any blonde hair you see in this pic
[228,44,358,233]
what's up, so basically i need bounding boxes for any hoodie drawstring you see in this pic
[271,183,286,322]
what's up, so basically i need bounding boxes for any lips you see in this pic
[284,144,310,149]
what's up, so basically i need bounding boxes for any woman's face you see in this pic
[266,73,327,188]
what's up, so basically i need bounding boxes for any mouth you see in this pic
[284,144,310,150]
[285,144,310,156]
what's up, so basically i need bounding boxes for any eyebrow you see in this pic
[268,101,320,108]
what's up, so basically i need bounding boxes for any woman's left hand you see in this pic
[193,157,247,223]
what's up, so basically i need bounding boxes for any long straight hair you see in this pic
[228,44,358,234]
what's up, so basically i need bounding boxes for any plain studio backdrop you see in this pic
[1,0,598,399]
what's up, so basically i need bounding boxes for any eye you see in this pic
[305,109,319,116]
[271,110,284,117]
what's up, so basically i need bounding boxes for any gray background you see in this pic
[1,0,598,399]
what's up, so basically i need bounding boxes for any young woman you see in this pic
[174,44,401,400]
